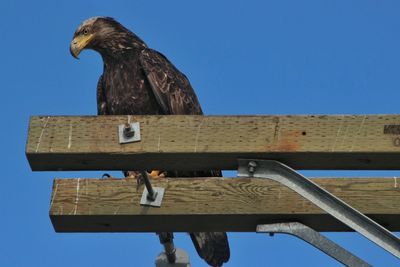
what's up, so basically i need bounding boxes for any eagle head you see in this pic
[70,16,146,59]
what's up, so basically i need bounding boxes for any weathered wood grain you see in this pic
[50,177,400,232]
[26,115,400,171]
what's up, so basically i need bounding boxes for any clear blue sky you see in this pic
[1,1,400,266]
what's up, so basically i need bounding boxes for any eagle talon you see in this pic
[150,170,166,178]
[136,174,144,188]
[101,173,112,179]
[123,171,146,189]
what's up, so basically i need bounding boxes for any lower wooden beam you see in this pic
[50,177,400,232]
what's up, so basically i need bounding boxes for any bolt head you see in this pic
[123,123,135,138]
[123,123,131,130]
[248,161,257,173]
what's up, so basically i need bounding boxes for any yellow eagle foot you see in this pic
[149,170,166,178]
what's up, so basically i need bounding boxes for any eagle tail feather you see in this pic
[190,232,230,267]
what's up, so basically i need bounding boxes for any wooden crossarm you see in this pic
[27,115,400,171]
[49,177,400,232]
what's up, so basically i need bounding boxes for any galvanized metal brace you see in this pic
[237,159,400,262]
[257,222,371,267]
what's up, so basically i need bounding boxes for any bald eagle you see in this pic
[70,17,230,266]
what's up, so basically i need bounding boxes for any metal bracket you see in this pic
[140,171,165,207]
[237,159,400,259]
[155,248,191,267]
[140,186,165,207]
[257,222,371,267]
[118,122,141,144]
[156,232,190,267]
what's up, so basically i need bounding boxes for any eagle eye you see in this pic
[83,28,89,35]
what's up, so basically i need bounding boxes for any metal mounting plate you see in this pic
[118,122,141,144]
[140,187,165,207]
[155,248,191,267]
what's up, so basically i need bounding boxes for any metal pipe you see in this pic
[158,232,176,263]
[257,222,371,267]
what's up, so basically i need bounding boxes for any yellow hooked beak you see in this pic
[70,34,94,59]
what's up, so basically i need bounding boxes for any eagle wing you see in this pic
[140,48,222,180]
[139,48,203,115]
[140,49,229,266]
[96,74,108,115]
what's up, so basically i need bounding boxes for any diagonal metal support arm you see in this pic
[237,159,400,259]
[257,222,371,267]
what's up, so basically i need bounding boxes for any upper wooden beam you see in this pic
[26,115,400,171]
[50,177,400,232]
